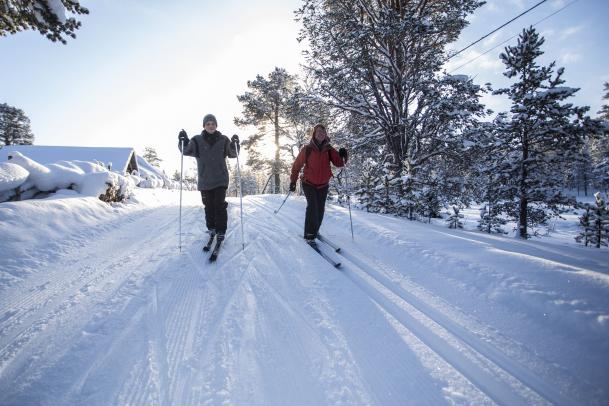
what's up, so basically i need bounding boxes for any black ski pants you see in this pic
[200,187,228,234]
[302,182,329,239]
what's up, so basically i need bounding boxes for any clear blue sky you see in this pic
[1,0,607,175]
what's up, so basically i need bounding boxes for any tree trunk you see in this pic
[274,105,280,194]
[518,133,529,239]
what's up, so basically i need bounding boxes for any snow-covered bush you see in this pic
[0,151,134,203]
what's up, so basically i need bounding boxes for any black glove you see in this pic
[289,182,296,192]
[338,147,348,161]
[178,129,189,144]
[231,134,240,154]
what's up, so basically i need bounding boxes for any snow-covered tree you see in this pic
[446,206,464,229]
[477,204,507,234]
[235,67,299,194]
[591,83,609,192]
[142,147,162,167]
[0,0,89,44]
[598,82,609,120]
[296,0,487,217]
[492,27,603,239]
[571,143,593,196]
[576,192,609,248]
[0,103,34,145]
[575,205,593,247]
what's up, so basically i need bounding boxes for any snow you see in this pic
[0,151,135,202]
[45,0,67,23]
[135,155,169,188]
[0,190,608,405]
[0,145,137,174]
[0,162,29,192]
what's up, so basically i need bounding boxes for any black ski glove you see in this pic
[231,134,240,153]
[178,129,189,144]
[289,182,296,192]
[338,147,348,161]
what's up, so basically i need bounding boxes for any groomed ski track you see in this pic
[0,193,607,405]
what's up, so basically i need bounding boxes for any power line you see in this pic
[447,0,549,61]
[448,0,581,73]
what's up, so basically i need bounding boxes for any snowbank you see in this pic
[0,151,135,203]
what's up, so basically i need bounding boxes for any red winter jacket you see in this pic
[290,137,345,188]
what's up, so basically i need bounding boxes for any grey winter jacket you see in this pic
[179,130,237,191]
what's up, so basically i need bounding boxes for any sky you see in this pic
[1,0,608,175]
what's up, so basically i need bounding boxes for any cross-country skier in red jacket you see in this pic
[290,124,348,242]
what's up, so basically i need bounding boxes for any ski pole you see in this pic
[343,164,354,240]
[274,191,292,214]
[234,136,245,251]
[179,135,184,252]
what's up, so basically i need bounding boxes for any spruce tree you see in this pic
[0,103,35,145]
[493,27,603,238]
[0,0,89,44]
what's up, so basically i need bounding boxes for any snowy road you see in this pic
[1,191,608,405]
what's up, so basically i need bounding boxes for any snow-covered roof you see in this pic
[0,145,138,174]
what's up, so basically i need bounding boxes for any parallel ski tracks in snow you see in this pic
[0,205,199,403]
[251,197,574,405]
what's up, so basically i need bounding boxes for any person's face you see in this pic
[204,121,217,133]
[314,126,326,142]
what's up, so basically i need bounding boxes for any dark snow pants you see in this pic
[200,187,228,234]
[302,182,329,239]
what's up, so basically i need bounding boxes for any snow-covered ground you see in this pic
[0,189,608,405]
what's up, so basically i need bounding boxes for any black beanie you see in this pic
[203,114,217,126]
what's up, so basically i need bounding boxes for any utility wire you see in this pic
[447,0,549,61]
[449,0,580,73]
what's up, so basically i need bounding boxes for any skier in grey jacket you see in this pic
[178,114,238,241]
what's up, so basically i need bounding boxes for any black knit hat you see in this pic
[203,114,217,126]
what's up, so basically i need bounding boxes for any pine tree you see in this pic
[492,27,603,238]
[477,204,507,234]
[0,0,89,44]
[296,0,487,216]
[142,147,162,167]
[576,193,609,248]
[598,82,609,120]
[591,83,609,192]
[446,206,464,229]
[235,67,298,193]
[283,84,331,160]
[0,103,35,145]
[575,204,593,247]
